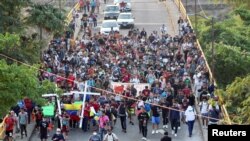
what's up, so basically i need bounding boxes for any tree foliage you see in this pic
[26,4,66,40]
[206,43,250,87]
[0,0,30,33]
[0,33,20,50]
[217,75,250,124]
[196,7,250,87]
[0,60,61,116]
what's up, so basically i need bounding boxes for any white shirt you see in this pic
[185,106,196,121]
[104,133,118,141]
[199,101,209,114]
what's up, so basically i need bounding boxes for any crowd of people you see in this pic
[2,1,222,141]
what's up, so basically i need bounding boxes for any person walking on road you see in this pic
[118,100,127,133]
[98,110,110,141]
[103,129,119,141]
[138,107,149,141]
[89,130,101,141]
[4,112,16,141]
[18,108,28,139]
[151,103,160,134]
[52,128,65,141]
[169,101,180,137]
[184,105,196,137]
[40,117,49,141]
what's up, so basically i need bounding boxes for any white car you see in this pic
[113,0,132,11]
[100,20,120,35]
[104,5,120,20]
[117,13,134,28]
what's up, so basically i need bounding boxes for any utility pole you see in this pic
[211,17,215,81]
[195,0,197,36]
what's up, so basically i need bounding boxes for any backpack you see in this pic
[104,133,116,141]
[144,103,151,112]
[90,134,101,141]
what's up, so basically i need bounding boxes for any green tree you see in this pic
[0,0,30,33]
[205,43,250,87]
[0,33,41,64]
[0,33,20,50]
[217,74,250,124]
[0,60,61,116]
[26,4,66,40]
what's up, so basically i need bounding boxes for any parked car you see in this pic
[113,0,132,12]
[117,13,135,28]
[104,5,120,20]
[100,20,120,35]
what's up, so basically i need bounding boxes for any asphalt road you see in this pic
[30,0,204,141]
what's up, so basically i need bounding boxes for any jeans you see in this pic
[139,122,147,138]
[171,119,178,134]
[20,124,27,137]
[187,120,195,136]
[82,117,89,131]
[120,116,127,130]
[162,112,169,125]
[99,127,106,141]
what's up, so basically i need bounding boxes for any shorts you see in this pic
[5,130,13,137]
[152,116,160,124]
[201,113,208,118]
[62,125,68,133]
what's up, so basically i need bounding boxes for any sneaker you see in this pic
[178,126,181,130]
[144,137,147,140]
[175,134,177,137]
[142,137,145,140]
[172,130,174,134]
[152,130,155,134]
[163,125,165,128]
[165,125,168,128]
[156,130,159,134]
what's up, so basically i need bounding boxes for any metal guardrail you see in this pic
[65,2,80,25]
[172,0,231,125]
[0,3,81,139]
[0,116,7,139]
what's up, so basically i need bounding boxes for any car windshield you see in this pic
[105,6,119,11]
[119,14,131,19]
[102,22,118,28]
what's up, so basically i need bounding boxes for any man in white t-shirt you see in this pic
[199,97,209,129]
[103,129,119,141]
[185,105,196,137]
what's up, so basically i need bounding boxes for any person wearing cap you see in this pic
[51,128,65,141]
[160,131,172,141]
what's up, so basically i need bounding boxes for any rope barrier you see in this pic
[0,53,230,123]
